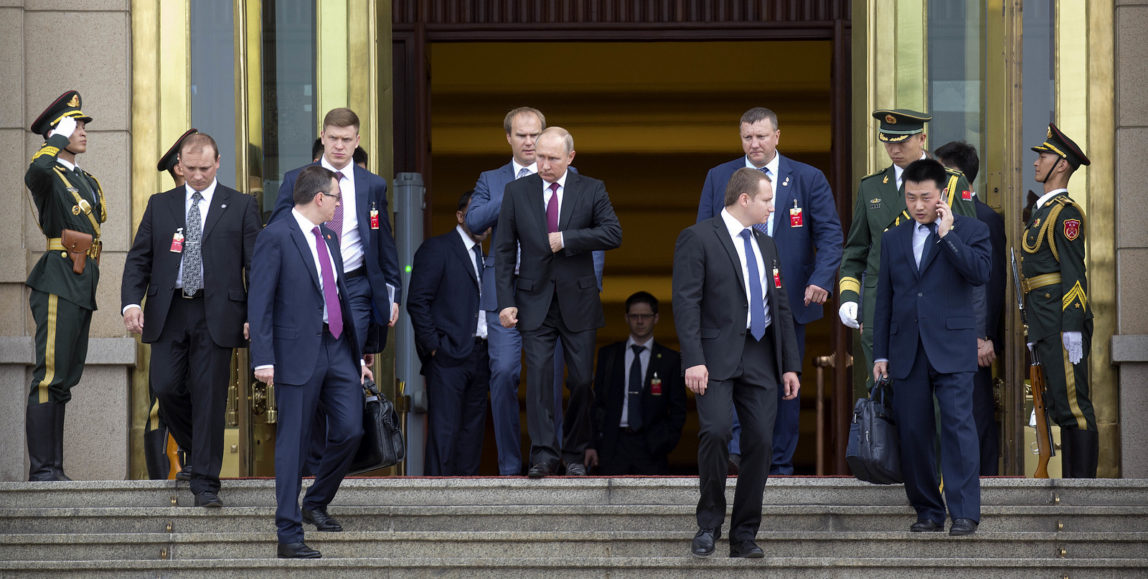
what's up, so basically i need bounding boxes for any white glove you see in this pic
[838,301,860,329]
[50,116,77,139]
[1062,331,1083,365]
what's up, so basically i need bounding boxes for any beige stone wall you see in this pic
[1115,0,1148,478]
[0,0,135,481]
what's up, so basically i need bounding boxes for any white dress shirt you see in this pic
[292,208,340,324]
[913,221,932,267]
[720,208,772,330]
[619,335,653,428]
[320,157,364,272]
[745,153,781,235]
[512,159,537,179]
[457,225,488,339]
[1036,188,1068,210]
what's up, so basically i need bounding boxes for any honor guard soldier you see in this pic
[1023,123,1097,478]
[24,91,106,481]
[838,109,978,384]
[140,128,198,481]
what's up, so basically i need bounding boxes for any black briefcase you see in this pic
[845,377,903,484]
[349,378,406,475]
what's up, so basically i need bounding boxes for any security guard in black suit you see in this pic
[24,91,106,481]
[1022,123,1097,478]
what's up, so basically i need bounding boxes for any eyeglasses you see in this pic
[321,192,342,201]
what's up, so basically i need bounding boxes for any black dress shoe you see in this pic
[527,463,553,479]
[910,519,944,532]
[302,506,343,532]
[727,454,741,475]
[277,541,322,559]
[691,528,720,558]
[950,518,978,536]
[194,491,223,508]
[565,462,587,476]
[730,541,765,558]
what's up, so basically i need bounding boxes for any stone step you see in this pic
[3,504,1146,535]
[1,530,1145,561]
[2,478,1145,509]
[2,556,1145,578]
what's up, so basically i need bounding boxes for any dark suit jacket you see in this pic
[696,155,844,325]
[270,162,401,349]
[873,214,992,380]
[591,340,687,457]
[493,171,622,332]
[672,216,802,381]
[247,216,362,386]
[975,196,1007,354]
[121,184,259,348]
[406,229,482,366]
[469,163,603,311]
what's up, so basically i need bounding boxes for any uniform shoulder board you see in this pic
[860,169,886,182]
[944,166,965,178]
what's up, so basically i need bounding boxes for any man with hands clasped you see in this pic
[872,159,991,537]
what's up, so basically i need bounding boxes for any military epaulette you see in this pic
[32,144,59,161]
[861,169,887,182]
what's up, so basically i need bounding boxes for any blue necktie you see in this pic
[516,167,531,179]
[472,244,484,284]
[740,229,767,341]
[628,344,644,430]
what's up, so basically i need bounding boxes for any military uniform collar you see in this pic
[1036,188,1068,210]
[56,157,77,172]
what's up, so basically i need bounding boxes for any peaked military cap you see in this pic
[1031,123,1091,169]
[873,109,932,143]
[157,129,199,172]
[30,90,93,137]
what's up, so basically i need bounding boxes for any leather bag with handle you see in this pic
[349,378,406,475]
[845,376,903,484]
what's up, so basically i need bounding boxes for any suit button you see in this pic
[917,292,923,297]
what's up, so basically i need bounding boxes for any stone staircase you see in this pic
[0,477,1145,577]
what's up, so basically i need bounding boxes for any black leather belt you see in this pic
[345,266,367,279]
[475,336,487,345]
[177,289,204,300]
[622,427,641,434]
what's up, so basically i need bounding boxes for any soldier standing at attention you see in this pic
[24,91,106,481]
[1023,124,1097,478]
[838,109,977,386]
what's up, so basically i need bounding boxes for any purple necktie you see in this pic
[312,226,343,339]
[329,171,346,241]
[546,182,560,233]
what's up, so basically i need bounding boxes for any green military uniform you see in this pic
[838,110,978,381]
[24,91,105,481]
[1021,123,1096,478]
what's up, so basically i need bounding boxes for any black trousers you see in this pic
[600,429,669,475]
[149,293,233,494]
[425,339,491,476]
[695,330,778,544]
[520,294,597,467]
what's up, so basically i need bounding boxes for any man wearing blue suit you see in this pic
[467,107,604,475]
[270,108,401,474]
[407,191,491,475]
[250,166,371,558]
[696,107,843,474]
[872,159,990,537]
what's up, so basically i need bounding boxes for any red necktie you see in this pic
[311,226,343,339]
[546,182,560,233]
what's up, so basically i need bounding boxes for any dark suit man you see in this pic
[122,133,259,506]
[674,168,802,559]
[872,159,991,537]
[249,166,370,559]
[494,127,622,478]
[270,108,400,473]
[585,291,686,475]
[696,107,843,474]
[467,107,604,475]
[408,191,491,475]
[936,141,1007,475]
[24,91,105,482]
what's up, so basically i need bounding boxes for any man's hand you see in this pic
[255,367,274,385]
[361,362,374,385]
[935,200,954,237]
[804,285,829,306]
[363,353,375,366]
[685,364,709,395]
[123,307,144,335]
[51,116,77,139]
[548,232,564,253]
[1062,331,1084,364]
[243,322,250,341]
[584,448,599,469]
[499,307,518,328]
[838,302,860,329]
[389,303,400,327]
[872,360,888,383]
[781,372,801,400]
[977,338,996,368]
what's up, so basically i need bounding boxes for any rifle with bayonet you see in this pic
[1011,247,1054,478]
